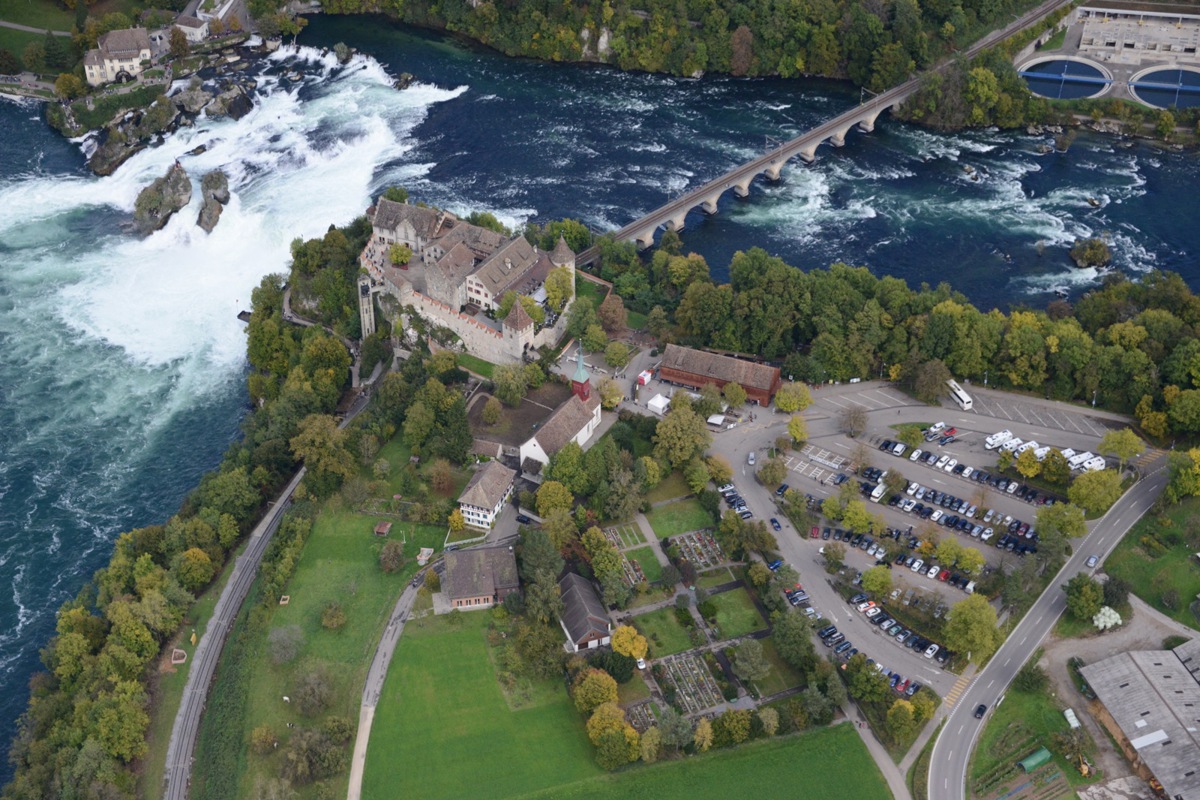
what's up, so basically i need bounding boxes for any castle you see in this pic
[357,197,577,365]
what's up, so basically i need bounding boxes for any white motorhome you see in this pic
[1081,456,1107,473]
[1016,440,1039,455]
[985,430,1013,450]
[1068,451,1094,470]
[1033,446,1051,461]
[1000,437,1024,453]
[1060,448,1076,460]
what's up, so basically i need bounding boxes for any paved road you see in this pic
[927,456,1169,800]
[162,390,371,800]
[0,19,71,35]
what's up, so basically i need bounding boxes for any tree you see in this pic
[169,25,190,59]
[913,359,951,403]
[597,292,627,332]
[583,324,608,352]
[536,480,573,518]
[706,455,733,487]
[862,565,892,596]
[1068,469,1123,515]
[604,341,630,370]
[611,625,648,660]
[713,709,752,745]
[823,541,846,570]
[658,708,693,752]
[430,458,454,494]
[653,404,711,469]
[448,508,465,533]
[22,41,45,73]
[379,540,406,573]
[1156,109,1176,139]
[290,414,356,490]
[757,707,779,737]
[886,699,917,744]
[839,404,868,437]
[943,593,1002,664]
[54,73,84,100]
[774,381,812,412]
[957,547,985,576]
[787,414,807,445]
[597,377,623,410]
[543,508,578,551]
[493,364,528,406]
[1064,573,1103,621]
[640,725,661,763]
[646,305,670,338]
[1014,659,1048,692]
[1038,502,1087,540]
[723,382,747,409]
[1103,576,1130,610]
[295,666,333,716]
[0,48,20,75]
[424,569,440,592]
[167,544,211,594]
[936,537,963,569]
[1015,447,1041,480]
[732,638,771,684]
[545,266,574,313]
[841,499,872,534]
[757,458,786,488]
[1098,428,1145,471]
[693,716,713,752]
[846,654,890,703]
[321,602,346,630]
[1042,449,1071,486]
[251,724,277,755]
[586,702,629,746]
[482,396,502,425]
[573,668,619,713]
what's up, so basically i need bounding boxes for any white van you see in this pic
[870,483,887,503]
[1016,440,1039,455]
[1000,437,1024,453]
[929,422,946,434]
[964,581,976,594]
[985,430,1013,450]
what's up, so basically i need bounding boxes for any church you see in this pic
[518,354,602,481]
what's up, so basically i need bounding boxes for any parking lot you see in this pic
[968,392,1115,437]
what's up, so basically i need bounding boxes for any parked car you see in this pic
[748,452,756,466]
[515,514,534,525]
[924,643,940,659]
[770,518,782,532]
[775,484,789,496]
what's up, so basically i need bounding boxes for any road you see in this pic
[0,19,71,35]
[162,390,371,800]
[928,458,1168,800]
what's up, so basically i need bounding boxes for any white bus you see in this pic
[947,379,973,411]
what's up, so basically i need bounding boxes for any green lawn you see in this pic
[363,613,601,800]
[0,26,39,58]
[708,587,767,639]
[751,637,804,697]
[970,686,1102,791]
[202,508,445,799]
[633,607,694,657]
[575,273,608,308]
[644,471,690,504]
[645,498,713,538]
[519,723,891,800]
[626,309,648,330]
[1104,497,1200,630]
[0,0,76,32]
[458,352,496,379]
[617,672,651,705]
[627,546,663,584]
[697,567,736,589]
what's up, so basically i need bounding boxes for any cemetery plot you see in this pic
[674,529,725,570]
[603,524,645,551]
[626,702,656,732]
[659,652,723,715]
[619,551,646,587]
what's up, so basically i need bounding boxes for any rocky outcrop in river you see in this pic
[197,170,230,233]
[134,163,192,235]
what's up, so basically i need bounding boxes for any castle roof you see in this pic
[436,222,507,260]
[431,242,478,286]
[472,237,541,298]
[98,28,150,59]
[504,299,534,331]
[550,235,574,266]
[372,198,451,240]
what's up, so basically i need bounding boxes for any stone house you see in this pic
[557,573,612,652]
[518,357,601,480]
[443,547,518,610]
[173,15,209,43]
[457,461,516,530]
[84,28,152,87]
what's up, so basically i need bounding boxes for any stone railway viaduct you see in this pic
[575,0,1078,264]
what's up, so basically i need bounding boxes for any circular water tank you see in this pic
[1019,58,1110,100]
[1129,67,1200,109]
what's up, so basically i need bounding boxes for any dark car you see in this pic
[770,518,782,532]
[906,681,922,697]
[822,528,831,540]
[879,440,894,452]
[849,593,868,604]
[775,483,789,496]
[974,704,987,719]
[818,625,838,639]
[768,559,783,571]
[515,514,534,525]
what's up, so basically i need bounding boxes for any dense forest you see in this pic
[321,0,1035,90]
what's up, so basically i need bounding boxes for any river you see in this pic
[0,14,1196,780]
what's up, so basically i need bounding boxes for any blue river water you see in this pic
[0,14,1197,779]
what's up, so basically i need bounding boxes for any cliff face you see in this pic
[197,170,230,233]
[134,163,193,235]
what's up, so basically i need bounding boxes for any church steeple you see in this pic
[571,344,591,402]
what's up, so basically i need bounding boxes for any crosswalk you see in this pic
[943,672,974,708]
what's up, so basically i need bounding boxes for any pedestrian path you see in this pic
[943,671,974,708]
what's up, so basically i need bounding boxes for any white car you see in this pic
[637,657,647,669]
[960,466,973,480]
[910,449,924,463]
[901,499,916,512]
[907,482,919,495]
[748,452,756,466]
[930,510,943,523]
[924,644,939,659]
[910,559,925,573]
[929,422,946,434]
[866,607,883,618]
[926,564,940,579]
[857,600,876,612]
[981,527,994,541]
[935,455,950,469]
[943,458,958,473]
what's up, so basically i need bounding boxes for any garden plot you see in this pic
[619,552,646,587]
[659,652,723,715]
[675,529,725,570]
[604,524,645,551]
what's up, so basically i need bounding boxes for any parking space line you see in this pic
[821,396,852,410]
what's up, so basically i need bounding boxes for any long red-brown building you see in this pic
[657,344,782,406]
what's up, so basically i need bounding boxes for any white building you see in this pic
[173,15,209,43]
[518,358,602,480]
[83,28,152,87]
[457,461,516,530]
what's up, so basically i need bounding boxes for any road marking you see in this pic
[987,679,994,688]
[1004,658,1011,666]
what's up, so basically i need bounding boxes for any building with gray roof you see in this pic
[557,572,612,652]
[443,546,518,610]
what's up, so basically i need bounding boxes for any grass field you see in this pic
[751,637,804,697]
[645,498,713,538]
[627,546,663,584]
[1105,497,1200,630]
[617,672,651,705]
[0,26,39,58]
[363,613,601,799]
[626,309,648,330]
[970,686,1102,791]
[201,507,445,799]
[708,587,767,639]
[0,0,75,31]
[458,352,496,379]
[575,273,608,309]
[697,567,736,589]
[518,723,891,800]
[634,607,694,657]
[644,471,690,504]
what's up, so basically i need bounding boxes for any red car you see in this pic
[944,427,957,436]
[811,526,820,539]
[938,569,950,581]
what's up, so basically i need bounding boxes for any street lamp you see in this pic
[984,370,988,387]
[1092,390,1097,408]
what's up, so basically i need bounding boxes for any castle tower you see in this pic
[503,299,535,360]
[571,344,591,402]
[550,235,575,269]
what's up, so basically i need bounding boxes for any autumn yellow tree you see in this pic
[611,624,649,660]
